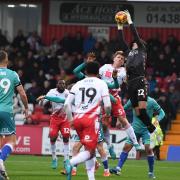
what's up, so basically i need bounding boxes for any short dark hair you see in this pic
[0,50,6,63]
[85,61,100,75]
[131,39,147,49]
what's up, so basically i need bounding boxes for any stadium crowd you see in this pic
[0,29,179,133]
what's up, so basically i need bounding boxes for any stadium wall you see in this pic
[14,125,137,159]
[41,0,180,45]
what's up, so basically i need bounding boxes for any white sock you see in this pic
[125,125,138,145]
[70,151,91,166]
[51,143,57,160]
[0,160,5,171]
[86,157,96,180]
[63,143,69,161]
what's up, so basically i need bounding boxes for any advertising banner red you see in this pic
[14,126,43,155]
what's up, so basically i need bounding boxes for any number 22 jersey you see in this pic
[70,77,110,115]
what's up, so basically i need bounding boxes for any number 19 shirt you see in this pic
[70,77,110,115]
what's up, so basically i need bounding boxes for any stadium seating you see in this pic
[160,113,180,160]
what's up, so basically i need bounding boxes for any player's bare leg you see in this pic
[117,116,140,150]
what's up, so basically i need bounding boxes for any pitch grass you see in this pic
[5,155,180,180]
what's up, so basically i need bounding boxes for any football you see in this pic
[115,11,127,24]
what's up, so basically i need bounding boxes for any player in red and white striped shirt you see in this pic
[99,51,140,149]
[64,61,111,180]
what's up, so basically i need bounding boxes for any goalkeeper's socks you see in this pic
[117,151,128,169]
[0,144,13,161]
[147,155,154,173]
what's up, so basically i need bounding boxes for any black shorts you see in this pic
[127,77,148,107]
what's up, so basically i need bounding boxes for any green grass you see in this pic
[4,155,180,180]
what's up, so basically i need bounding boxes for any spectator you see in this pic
[83,33,96,54]
[59,32,72,53]
[73,32,84,53]
[0,29,9,47]
[12,30,27,49]
[26,80,41,104]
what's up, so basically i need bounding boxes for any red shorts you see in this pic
[111,96,126,118]
[49,115,70,139]
[73,114,99,151]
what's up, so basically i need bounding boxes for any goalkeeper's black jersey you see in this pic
[126,47,146,81]
[118,23,146,81]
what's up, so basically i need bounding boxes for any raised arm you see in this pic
[109,94,117,104]
[106,77,119,89]
[73,62,86,80]
[124,10,146,50]
[117,23,129,53]
[73,52,96,80]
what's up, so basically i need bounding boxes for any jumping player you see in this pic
[99,51,140,149]
[116,10,156,133]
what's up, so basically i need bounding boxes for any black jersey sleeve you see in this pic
[118,29,130,56]
[129,23,146,51]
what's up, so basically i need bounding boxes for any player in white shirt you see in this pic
[64,61,111,180]
[37,80,70,170]
[99,51,140,149]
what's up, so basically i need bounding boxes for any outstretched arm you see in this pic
[124,10,146,50]
[117,23,129,53]
[36,95,65,104]
[73,52,96,79]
